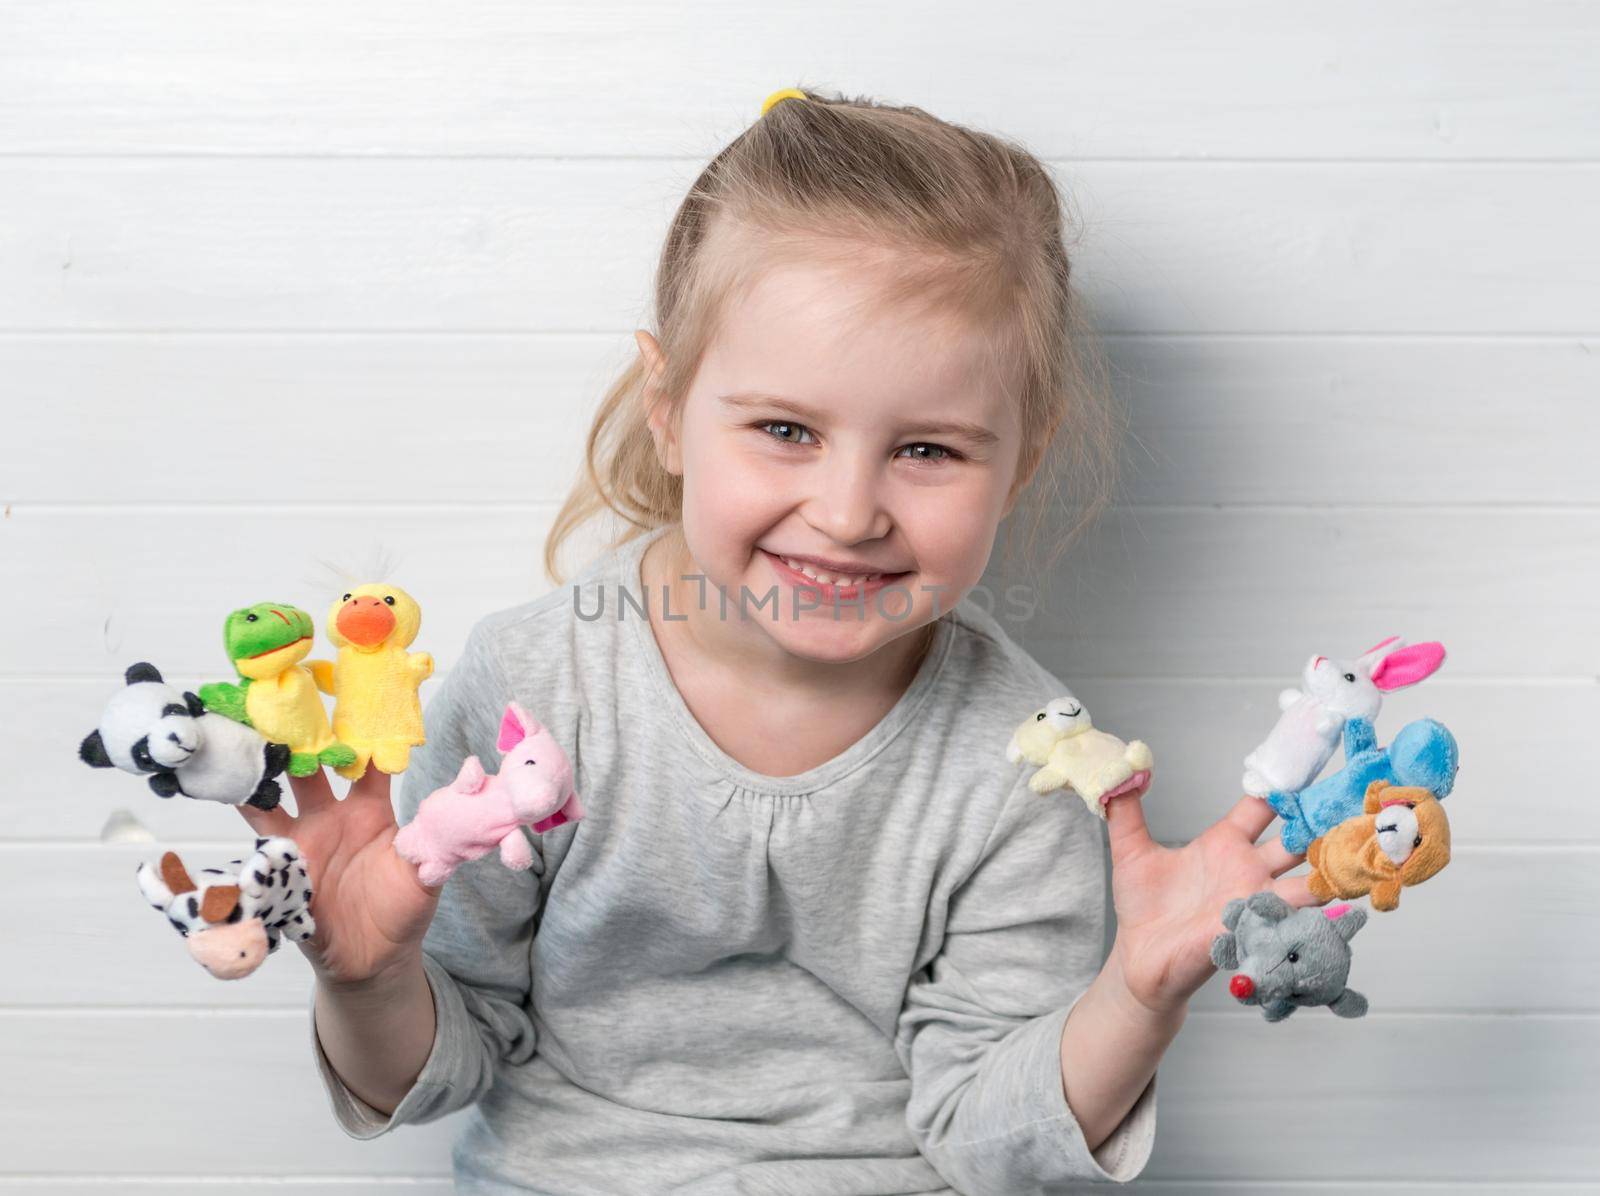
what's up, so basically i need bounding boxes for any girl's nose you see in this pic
[803,456,891,545]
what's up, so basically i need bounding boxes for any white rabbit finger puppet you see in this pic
[80,662,290,810]
[135,836,315,980]
[1006,693,1154,819]
[1241,637,1445,799]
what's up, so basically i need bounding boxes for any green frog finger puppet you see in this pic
[198,602,358,778]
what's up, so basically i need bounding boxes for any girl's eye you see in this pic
[895,442,956,464]
[759,420,814,445]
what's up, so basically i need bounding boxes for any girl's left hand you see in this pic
[1099,783,1319,1018]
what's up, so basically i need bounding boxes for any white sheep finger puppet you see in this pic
[1241,637,1446,799]
[394,702,585,888]
[1005,693,1154,819]
[135,836,315,980]
[79,662,290,810]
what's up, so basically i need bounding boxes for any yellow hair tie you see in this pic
[761,88,807,116]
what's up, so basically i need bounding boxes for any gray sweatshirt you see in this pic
[309,523,1157,1193]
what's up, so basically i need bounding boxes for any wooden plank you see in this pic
[996,507,1600,679]
[13,677,1592,846]
[1139,1013,1600,1181]
[0,1010,1592,1179]
[1106,335,1600,506]
[0,334,606,505]
[1,1,1595,160]
[0,842,1587,1013]
[3,161,1598,333]
[5,334,1597,506]
[0,1012,463,1174]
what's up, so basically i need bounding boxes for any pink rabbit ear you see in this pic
[497,702,543,750]
[1360,635,1402,658]
[1370,642,1446,691]
[1323,903,1352,920]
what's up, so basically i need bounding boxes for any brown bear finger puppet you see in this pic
[1305,780,1452,912]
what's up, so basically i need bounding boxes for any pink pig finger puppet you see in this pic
[1241,637,1446,799]
[393,702,585,888]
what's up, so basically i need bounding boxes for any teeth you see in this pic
[781,556,880,586]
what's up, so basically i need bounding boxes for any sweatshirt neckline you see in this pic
[619,524,955,797]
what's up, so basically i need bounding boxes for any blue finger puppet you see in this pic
[1267,716,1459,854]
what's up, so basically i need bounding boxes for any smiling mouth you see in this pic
[762,550,910,592]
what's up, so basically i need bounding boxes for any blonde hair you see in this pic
[543,86,1120,588]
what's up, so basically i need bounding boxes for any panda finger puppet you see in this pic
[80,662,290,810]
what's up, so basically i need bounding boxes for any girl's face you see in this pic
[644,253,1026,665]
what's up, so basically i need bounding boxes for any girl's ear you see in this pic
[635,330,683,476]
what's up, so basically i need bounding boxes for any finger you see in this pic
[235,800,293,839]
[1255,835,1305,878]
[289,768,338,818]
[1104,788,1157,861]
[1270,874,1321,908]
[1225,794,1277,842]
[346,767,394,815]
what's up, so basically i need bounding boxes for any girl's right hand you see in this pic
[236,767,440,989]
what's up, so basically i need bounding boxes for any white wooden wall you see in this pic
[3,2,1597,1190]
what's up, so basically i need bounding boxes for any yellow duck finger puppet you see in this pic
[309,583,432,780]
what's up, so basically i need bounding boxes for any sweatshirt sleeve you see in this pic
[310,621,544,1139]
[894,774,1158,1191]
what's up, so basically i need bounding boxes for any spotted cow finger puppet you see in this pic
[309,584,432,781]
[80,662,289,810]
[135,836,315,980]
[1005,692,1153,819]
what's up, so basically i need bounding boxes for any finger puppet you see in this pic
[393,702,585,888]
[1210,891,1368,1022]
[1268,716,1458,855]
[1242,637,1445,798]
[79,663,289,810]
[134,836,314,980]
[198,602,358,778]
[1005,693,1153,818]
[308,584,433,780]
[1306,780,1451,911]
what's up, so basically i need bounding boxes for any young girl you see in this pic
[240,88,1318,1194]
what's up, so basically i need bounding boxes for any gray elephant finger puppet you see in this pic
[79,662,290,810]
[1211,892,1369,1022]
[1005,691,1153,818]
[136,836,314,980]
